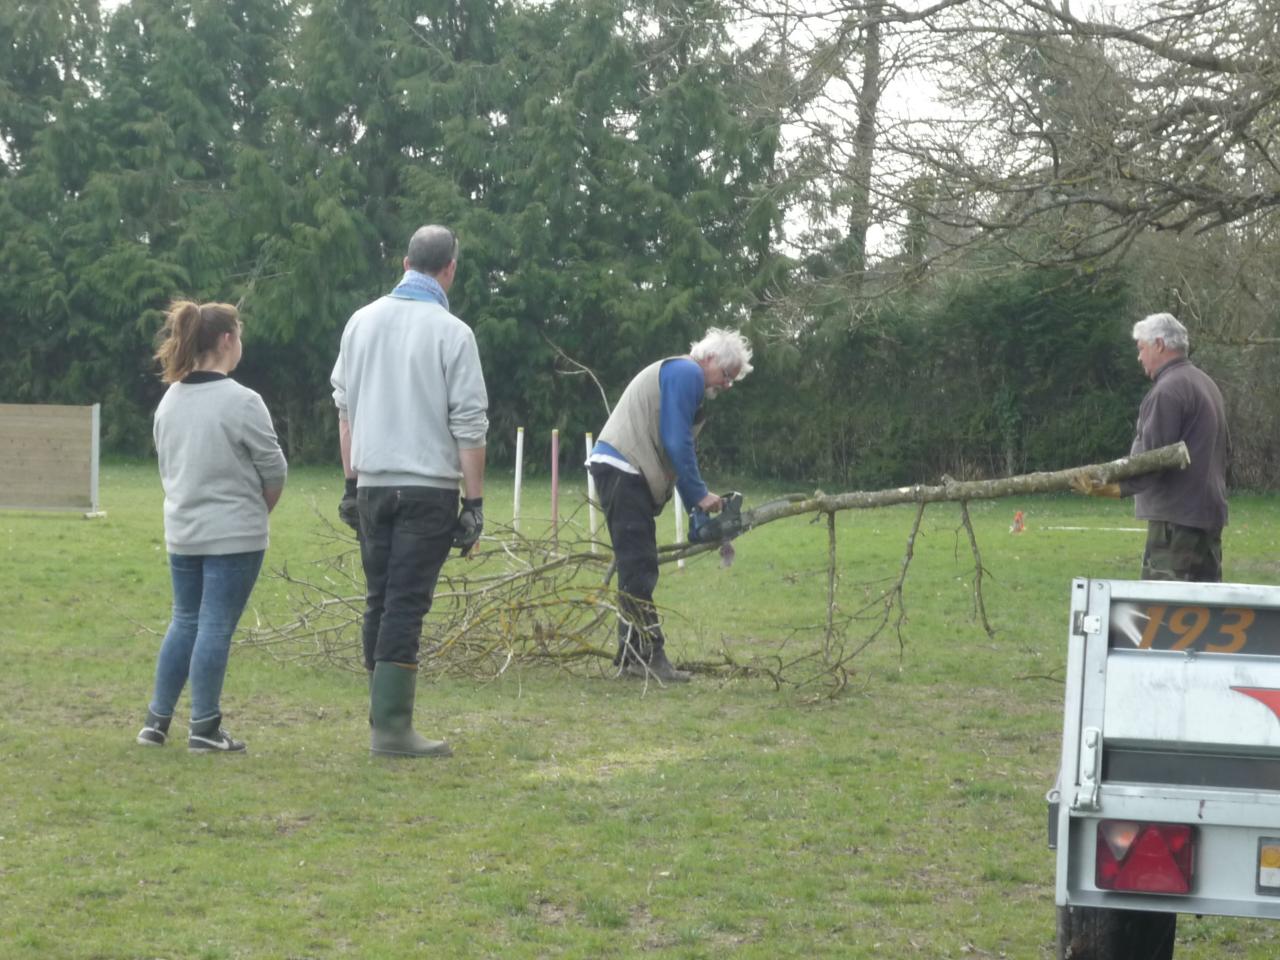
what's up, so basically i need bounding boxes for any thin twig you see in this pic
[541,331,613,418]
[957,500,996,639]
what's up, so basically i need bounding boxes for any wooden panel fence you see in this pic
[0,403,102,515]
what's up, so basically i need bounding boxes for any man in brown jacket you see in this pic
[1075,312,1229,581]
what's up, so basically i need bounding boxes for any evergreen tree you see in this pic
[0,0,101,176]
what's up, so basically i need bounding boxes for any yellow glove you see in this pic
[1070,472,1121,498]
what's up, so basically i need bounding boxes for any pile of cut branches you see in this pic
[245,523,616,674]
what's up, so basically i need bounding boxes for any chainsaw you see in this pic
[688,491,745,544]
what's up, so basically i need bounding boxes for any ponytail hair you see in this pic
[154,300,240,383]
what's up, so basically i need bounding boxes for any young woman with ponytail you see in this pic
[136,301,287,753]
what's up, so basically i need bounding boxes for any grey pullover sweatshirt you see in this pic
[330,294,488,488]
[154,374,288,554]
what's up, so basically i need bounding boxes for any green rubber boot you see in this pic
[369,662,452,758]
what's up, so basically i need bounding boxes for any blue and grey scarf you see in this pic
[390,270,449,310]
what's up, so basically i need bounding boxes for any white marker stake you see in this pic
[674,488,686,569]
[585,432,598,553]
[513,426,524,534]
[550,428,560,544]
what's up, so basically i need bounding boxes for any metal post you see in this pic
[85,403,105,518]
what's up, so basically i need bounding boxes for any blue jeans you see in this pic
[357,486,457,668]
[148,551,264,723]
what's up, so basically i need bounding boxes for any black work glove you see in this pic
[453,497,484,556]
[338,477,360,532]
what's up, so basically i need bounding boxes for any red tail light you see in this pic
[1095,820,1195,894]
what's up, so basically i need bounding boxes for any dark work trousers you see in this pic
[1141,520,1223,583]
[590,463,666,665]
[357,485,458,668]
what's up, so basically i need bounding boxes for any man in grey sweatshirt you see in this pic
[331,224,489,757]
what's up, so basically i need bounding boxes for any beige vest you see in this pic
[599,357,705,510]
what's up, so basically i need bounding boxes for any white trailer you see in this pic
[1051,578,1280,959]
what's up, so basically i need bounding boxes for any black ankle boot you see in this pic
[188,714,246,753]
[622,649,691,684]
[648,649,691,683]
[136,709,172,747]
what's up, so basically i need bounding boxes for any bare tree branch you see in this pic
[541,332,613,418]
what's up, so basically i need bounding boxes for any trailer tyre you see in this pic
[1056,905,1176,960]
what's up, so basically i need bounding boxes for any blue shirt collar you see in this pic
[390,269,449,310]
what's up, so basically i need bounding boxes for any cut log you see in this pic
[659,442,1189,561]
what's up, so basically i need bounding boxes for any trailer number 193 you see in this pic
[1136,605,1255,653]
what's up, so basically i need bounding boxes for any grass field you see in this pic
[2,462,1278,958]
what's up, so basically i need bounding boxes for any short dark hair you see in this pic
[406,225,458,275]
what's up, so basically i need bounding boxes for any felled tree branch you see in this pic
[658,442,1187,564]
[242,443,1187,694]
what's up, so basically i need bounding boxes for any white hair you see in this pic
[1132,312,1189,353]
[689,327,754,381]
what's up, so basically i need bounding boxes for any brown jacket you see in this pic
[1121,357,1229,531]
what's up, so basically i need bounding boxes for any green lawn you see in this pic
[2,463,1277,958]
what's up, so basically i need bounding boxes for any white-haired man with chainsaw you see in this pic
[587,327,753,683]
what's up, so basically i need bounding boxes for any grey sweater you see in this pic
[331,295,488,488]
[153,375,288,554]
